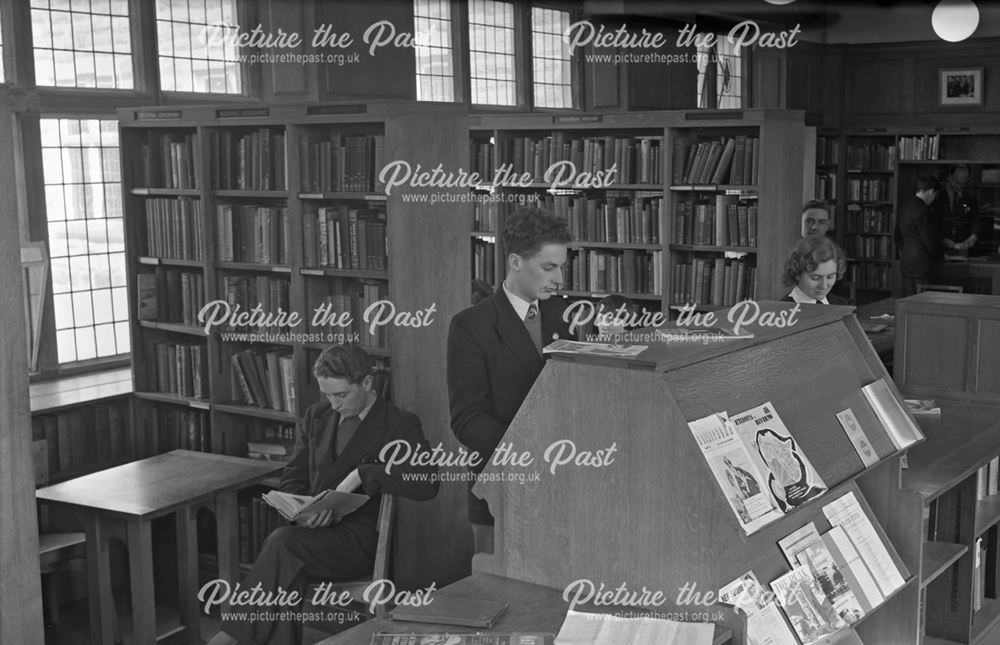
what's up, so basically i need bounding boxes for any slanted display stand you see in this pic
[473,303,923,645]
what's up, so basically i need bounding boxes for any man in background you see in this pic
[896,176,943,296]
[447,207,573,553]
[801,200,833,238]
[936,164,979,256]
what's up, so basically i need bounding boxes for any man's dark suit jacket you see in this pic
[280,396,439,548]
[447,289,572,525]
[780,293,849,305]
[896,196,943,279]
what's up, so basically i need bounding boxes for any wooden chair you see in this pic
[304,493,396,634]
[917,283,964,293]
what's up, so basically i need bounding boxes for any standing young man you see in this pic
[897,176,943,296]
[447,207,573,552]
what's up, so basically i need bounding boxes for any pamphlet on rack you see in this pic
[769,566,846,644]
[542,339,647,358]
[687,412,784,534]
[719,571,798,645]
[729,402,827,513]
[778,523,868,622]
[861,379,924,450]
[835,409,879,468]
[554,610,713,645]
[823,491,906,597]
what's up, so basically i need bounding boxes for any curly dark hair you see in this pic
[782,235,847,288]
[312,343,371,383]
[501,206,572,259]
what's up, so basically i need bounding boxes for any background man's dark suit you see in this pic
[447,289,572,525]
[896,195,943,292]
[222,397,438,645]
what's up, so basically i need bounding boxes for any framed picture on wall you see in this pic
[939,67,984,106]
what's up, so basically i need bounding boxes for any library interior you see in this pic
[2,1,1000,644]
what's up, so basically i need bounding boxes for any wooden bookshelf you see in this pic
[119,101,472,590]
[467,110,805,329]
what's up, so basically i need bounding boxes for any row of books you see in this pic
[246,425,296,461]
[136,270,206,326]
[302,205,388,270]
[673,135,760,186]
[153,407,210,453]
[846,177,892,202]
[564,249,662,295]
[143,197,205,260]
[31,403,129,484]
[473,199,501,232]
[846,205,894,234]
[976,456,1000,501]
[216,204,292,264]
[137,132,198,189]
[222,275,291,332]
[299,133,386,193]
[672,257,756,307]
[309,283,390,349]
[845,235,892,260]
[239,497,285,563]
[489,134,664,185]
[472,239,496,285]
[846,143,897,172]
[208,128,288,191]
[144,341,209,399]
[816,136,840,166]
[672,198,758,247]
[850,262,892,290]
[542,194,663,245]
[973,535,994,613]
[898,134,941,161]
[815,172,836,201]
[231,349,296,412]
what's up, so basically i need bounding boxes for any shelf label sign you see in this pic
[136,110,182,120]
[216,108,271,118]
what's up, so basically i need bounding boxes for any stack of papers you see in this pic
[555,610,713,645]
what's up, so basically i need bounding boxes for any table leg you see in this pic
[175,506,200,643]
[126,519,156,645]
[84,514,116,645]
[215,492,241,600]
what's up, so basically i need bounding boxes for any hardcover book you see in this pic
[370,635,552,645]
[389,596,509,629]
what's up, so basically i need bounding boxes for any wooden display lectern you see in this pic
[474,302,922,645]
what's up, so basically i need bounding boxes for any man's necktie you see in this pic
[525,303,543,355]
[336,415,361,455]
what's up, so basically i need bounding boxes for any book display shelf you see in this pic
[892,293,1000,643]
[472,303,925,644]
[843,133,897,300]
[467,109,805,322]
[119,101,471,588]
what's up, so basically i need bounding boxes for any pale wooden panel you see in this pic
[901,314,968,391]
[385,105,473,590]
[976,320,1000,395]
[0,108,44,645]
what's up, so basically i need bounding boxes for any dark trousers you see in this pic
[221,524,374,645]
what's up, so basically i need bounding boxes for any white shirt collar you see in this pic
[502,281,537,321]
[790,286,829,305]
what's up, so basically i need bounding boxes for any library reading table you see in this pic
[35,449,281,645]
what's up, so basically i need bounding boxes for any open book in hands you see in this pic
[262,489,369,522]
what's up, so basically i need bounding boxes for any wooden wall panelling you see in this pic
[259,0,319,102]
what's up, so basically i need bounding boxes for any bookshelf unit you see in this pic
[842,133,898,300]
[120,101,472,590]
[466,109,805,324]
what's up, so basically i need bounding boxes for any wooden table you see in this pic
[35,449,282,645]
[317,572,732,645]
[856,297,897,358]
